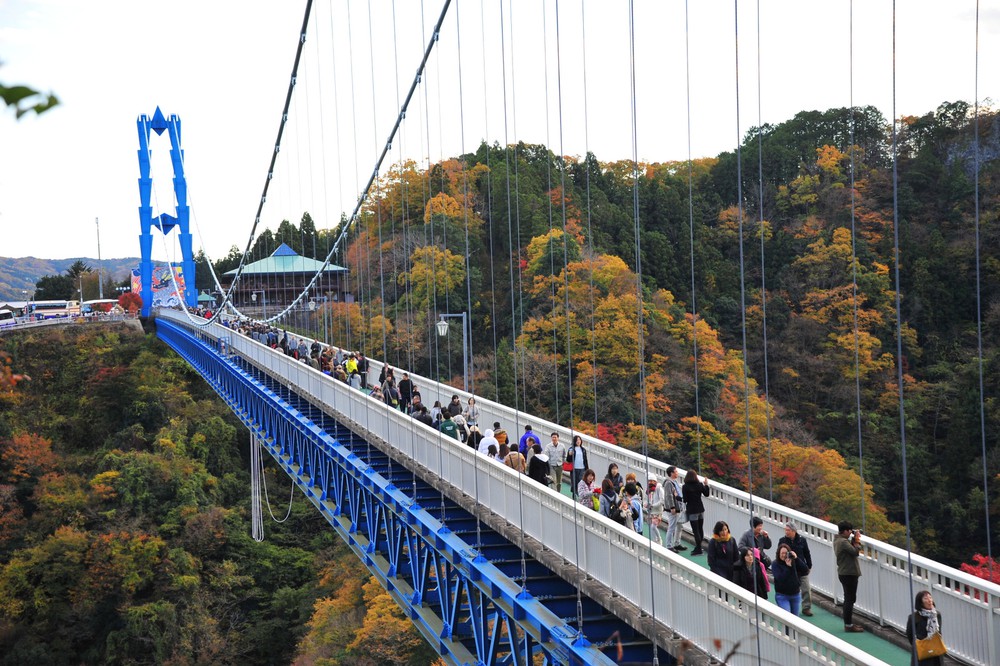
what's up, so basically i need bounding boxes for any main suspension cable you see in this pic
[225,0,454,331]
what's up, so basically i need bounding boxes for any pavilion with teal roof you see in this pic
[222,243,350,310]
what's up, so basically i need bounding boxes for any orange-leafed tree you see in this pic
[118,291,142,314]
[346,577,436,666]
[0,432,57,482]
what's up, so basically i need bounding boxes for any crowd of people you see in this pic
[214,314,946,661]
[219,317,491,440]
[701,516,816,619]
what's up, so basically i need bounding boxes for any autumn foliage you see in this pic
[960,554,1000,586]
[0,324,435,665]
[289,102,1000,564]
[117,291,142,314]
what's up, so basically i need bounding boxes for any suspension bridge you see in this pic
[136,1,996,664]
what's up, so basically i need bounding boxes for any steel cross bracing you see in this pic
[156,318,667,666]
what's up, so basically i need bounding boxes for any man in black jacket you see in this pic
[397,373,414,412]
[778,521,814,616]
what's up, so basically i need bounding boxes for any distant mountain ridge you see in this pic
[0,256,140,301]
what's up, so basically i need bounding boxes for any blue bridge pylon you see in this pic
[136,107,197,317]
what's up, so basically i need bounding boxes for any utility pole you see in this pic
[96,217,105,299]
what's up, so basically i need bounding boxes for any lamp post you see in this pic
[436,313,468,392]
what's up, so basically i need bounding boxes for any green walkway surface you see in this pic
[553,479,911,666]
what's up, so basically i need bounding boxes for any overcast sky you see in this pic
[1,0,997,264]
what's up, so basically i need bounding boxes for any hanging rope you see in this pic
[732,1,765,661]
[452,0,484,556]
[346,0,364,357]
[251,433,264,541]
[421,0,448,526]
[890,0,918,615]
[563,0,598,642]
[847,0,868,534]
[541,0,562,425]
[250,433,295,543]
[580,0,600,438]
[514,0,532,599]
[754,0,775,501]
[683,0,704,473]
[504,0,528,418]
[367,0,391,370]
[326,0,346,345]
[625,4,659,662]
[480,0,501,404]
[387,0,404,371]
[972,0,993,581]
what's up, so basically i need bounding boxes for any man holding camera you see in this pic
[835,521,864,633]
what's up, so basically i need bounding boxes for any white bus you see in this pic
[29,300,80,319]
[0,310,16,328]
[81,299,119,315]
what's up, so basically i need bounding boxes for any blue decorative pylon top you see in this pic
[151,106,168,135]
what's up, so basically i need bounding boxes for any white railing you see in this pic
[161,310,899,666]
[309,320,998,666]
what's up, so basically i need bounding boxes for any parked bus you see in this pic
[0,310,16,328]
[29,300,80,319]
[81,299,119,315]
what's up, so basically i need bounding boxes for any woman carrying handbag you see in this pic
[906,591,945,665]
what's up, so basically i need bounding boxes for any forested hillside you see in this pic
[0,256,138,302]
[225,102,999,568]
[0,326,436,665]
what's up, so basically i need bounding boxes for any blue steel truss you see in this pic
[156,318,666,666]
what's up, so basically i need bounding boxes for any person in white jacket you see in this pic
[478,429,499,455]
[644,473,665,546]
